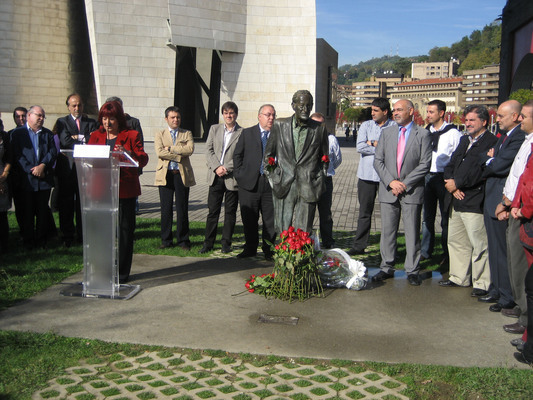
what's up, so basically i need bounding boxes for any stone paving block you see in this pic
[33,350,408,399]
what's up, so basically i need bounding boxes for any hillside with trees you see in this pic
[338,22,501,84]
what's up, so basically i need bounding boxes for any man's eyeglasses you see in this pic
[260,113,276,118]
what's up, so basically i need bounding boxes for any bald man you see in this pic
[372,99,432,286]
[479,100,525,314]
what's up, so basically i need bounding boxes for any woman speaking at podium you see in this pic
[89,101,148,283]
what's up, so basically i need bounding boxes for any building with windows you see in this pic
[390,78,462,118]
[462,65,500,109]
[411,60,459,80]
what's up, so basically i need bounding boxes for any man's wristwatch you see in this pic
[501,200,511,211]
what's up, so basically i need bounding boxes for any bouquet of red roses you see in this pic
[269,226,323,301]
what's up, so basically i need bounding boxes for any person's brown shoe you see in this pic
[504,322,526,334]
[501,307,520,319]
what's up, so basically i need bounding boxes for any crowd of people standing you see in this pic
[1,92,533,365]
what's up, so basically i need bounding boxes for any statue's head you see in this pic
[292,90,313,122]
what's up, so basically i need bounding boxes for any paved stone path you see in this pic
[33,350,408,400]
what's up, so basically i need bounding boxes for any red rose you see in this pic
[322,155,329,163]
[268,157,276,166]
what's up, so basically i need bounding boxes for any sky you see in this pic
[316,0,508,67]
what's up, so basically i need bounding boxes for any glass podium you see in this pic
[60,145,141,300]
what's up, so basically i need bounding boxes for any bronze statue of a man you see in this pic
[264,90,329,233]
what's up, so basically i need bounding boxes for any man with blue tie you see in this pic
[154,106,196,250]
[233,104,277,260]
[10,106,57,248]
[372,99,432,286]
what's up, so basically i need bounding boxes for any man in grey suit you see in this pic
[372,99,432,285]
[200,101,242,254]
[264,90,329,233]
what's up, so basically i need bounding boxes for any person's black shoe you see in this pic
[221,244,232,254]
[347,248,365,256]
[489,303,504,312]
[199,244,213,254]
[514,351,533,365]
[511,338,525,347]
[438,280,459,287]
[478,294,499,303]
[471,288,488,297]
[237,250,257,258]
[407,274,421,286]
[490,302,516,312]
[371,271,394,282]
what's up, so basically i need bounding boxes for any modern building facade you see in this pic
[499,0,533,103]
[0,0,336,139]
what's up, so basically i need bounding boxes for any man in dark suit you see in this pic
[200,101,242,254]
[478,100,525,311]
[264,90,329,233]
[233,104,277,260]
[439,105,498,296]
[8,106,28,237]
[10,106,57,248]
[372,99,432,286]
[54,93,97,246]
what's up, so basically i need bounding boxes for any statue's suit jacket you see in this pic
[264,116,329,203]
[205,122,242,191]
[373,123,432,204]
[154,127,196,188]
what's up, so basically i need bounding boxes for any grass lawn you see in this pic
[1,212,532,399]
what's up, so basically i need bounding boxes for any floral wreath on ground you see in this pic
[245,226,367,301]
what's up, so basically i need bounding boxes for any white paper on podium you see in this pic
[74,144,110,158]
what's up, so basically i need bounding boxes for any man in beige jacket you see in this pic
[154,106,196,250]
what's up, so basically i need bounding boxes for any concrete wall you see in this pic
[0,0,88,131]
[1,0,322,137]
[218,0,318,125]
[84,0,176,138]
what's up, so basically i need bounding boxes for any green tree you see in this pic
[343,107,364,124]
[509,89,533,104]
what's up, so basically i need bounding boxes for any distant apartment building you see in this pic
[390,77,462,118]
[462,64,500,109]
[339,74,404,108]
[411,59,460,80]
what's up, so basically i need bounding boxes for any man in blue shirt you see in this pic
[311,112,342,249]
[348,98,395,255]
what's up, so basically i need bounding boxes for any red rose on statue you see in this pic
[321,155,329,163]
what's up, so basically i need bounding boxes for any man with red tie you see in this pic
[54,93,97,247]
